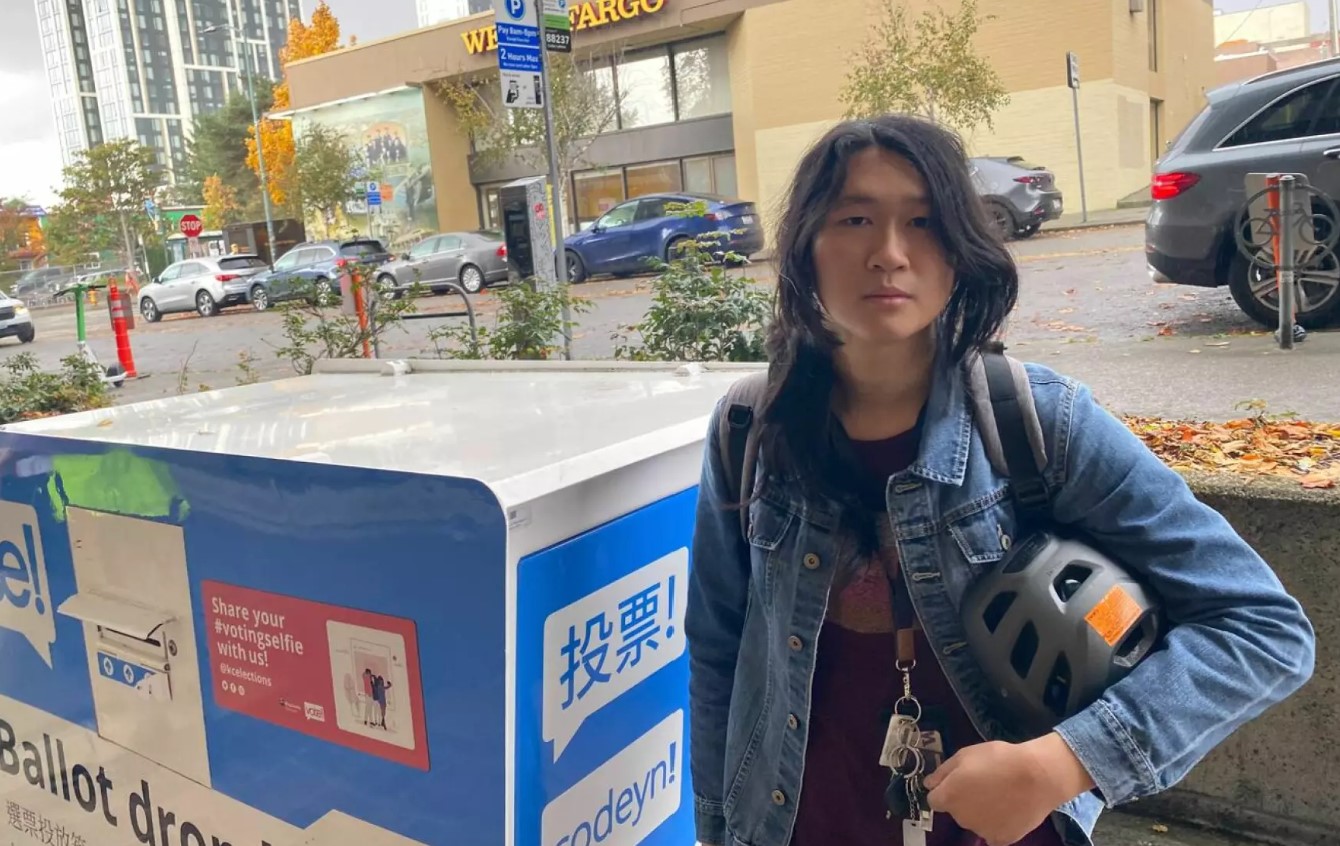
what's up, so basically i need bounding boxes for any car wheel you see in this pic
[140,298,161,323]
[665,236,692,262]
[986,202,1015,241]
[196,290,218,317]
[458,264,485,294]
[1229,247,1340,330]
[566,251,587,284]
[17,325,34,344]
[314,277,335,304]
[377,274,401,301]
[250,285,270,312]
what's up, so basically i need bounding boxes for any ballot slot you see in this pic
[58,589,176,703]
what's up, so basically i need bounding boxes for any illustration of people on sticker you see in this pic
[371,672,392,730]
[684,114,1316,846]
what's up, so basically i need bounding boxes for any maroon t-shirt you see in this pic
[789,429,1065,846]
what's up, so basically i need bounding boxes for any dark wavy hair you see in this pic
[759,114,1019,504]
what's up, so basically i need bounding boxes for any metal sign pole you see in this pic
[1066,51,1089,223]
[538,26,572,361]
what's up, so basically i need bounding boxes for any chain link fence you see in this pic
[0,264,136,309]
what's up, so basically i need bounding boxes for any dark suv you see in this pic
[1147,58,1340,328]
[247,238,392,308]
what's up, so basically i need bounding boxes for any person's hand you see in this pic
[923,733,1095,846]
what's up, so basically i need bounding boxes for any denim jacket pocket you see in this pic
[746,496,793,597]
[945,495,1015,569]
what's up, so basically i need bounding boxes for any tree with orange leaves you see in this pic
[246,1,344,210]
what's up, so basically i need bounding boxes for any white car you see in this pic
[138,255,270,322]
[0,294,34,344]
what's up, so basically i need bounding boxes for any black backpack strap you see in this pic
[716,371,768,542]
[971,345,1051,528]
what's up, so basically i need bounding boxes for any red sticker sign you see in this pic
[202,580,429,770]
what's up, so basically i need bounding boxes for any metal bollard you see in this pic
[1278,175,1297,350]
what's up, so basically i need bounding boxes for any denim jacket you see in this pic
[685,358,1316,846]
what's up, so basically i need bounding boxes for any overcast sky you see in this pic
[0,0,415,207]
[1,0,1333,207]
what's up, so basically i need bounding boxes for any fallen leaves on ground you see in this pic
[1122,414,1340,488]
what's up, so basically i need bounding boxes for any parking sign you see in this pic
[494,0,544,109]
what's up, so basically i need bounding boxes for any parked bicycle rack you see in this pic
[379,281,480,357]
[1237,172,1340,349]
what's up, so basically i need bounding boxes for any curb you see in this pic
[1043,216,1147,234]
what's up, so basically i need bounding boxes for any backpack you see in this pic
[715,346,1052,541]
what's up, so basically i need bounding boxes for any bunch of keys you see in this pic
[878,660,945,846]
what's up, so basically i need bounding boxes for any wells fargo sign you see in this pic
[462,0,667,54]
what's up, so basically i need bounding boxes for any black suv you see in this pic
[1147,58,1340,328]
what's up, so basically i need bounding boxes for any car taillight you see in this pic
[216,274,238,282]
[1014,174,1047,186]
[496,244,507,258]
[704,212,721,221]
[1151,172,1200,200]
[335,258,351,269]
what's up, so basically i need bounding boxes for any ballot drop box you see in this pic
[0,360,758,846]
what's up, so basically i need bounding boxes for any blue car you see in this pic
[562,192,764,283]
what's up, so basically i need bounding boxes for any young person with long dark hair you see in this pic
[685,115,1315,846]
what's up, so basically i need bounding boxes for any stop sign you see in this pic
[179,214,203,238]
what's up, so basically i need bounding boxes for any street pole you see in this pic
[226,25,279,264]
[1277,175,1297,350]
[537,39,572,361]
[1071,84,1089,224]
[1331,0,1339,56]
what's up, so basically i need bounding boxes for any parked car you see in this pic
[561,192,765,283]
[1147,57,1340,329]
[0,293,35,344]
[137,255,271,322]
[969,156,1064,240]
[376,230,509,295]
[246,238,393,309]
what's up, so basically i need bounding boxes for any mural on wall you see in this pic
[295,88,438,252]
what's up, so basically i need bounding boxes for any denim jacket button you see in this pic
[787,713,799,730]
[803,553,821,570]
[771,789,786,805]
[788,635,803,652]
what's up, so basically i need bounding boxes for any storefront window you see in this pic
[683,153,738,196]
[626,161,683,199]
[573,168,627,229]
[617,48,675,129]
[673,35,731,119]
[713,154,738,197]
[480,184,504,230]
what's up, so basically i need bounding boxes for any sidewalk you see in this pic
[1097,810,1266,846]
[1044,206,1148,233]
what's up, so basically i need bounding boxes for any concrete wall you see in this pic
[1125,472,1339,846]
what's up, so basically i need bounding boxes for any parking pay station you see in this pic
[0,359,757,846]
[501,176,557,286]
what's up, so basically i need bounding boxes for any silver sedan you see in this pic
[375,230,510,295]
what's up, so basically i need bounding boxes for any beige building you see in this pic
[281,0,1215,249]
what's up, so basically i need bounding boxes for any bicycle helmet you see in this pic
[960,531,1162,738]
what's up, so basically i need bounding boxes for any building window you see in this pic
[672,35,731,119]
[626,160,683,198]
[616,47,675,129]
[573,168,627,228]
[684,153,737,196]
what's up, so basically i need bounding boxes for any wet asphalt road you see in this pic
[8,223,1338,421]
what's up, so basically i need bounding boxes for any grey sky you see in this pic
[0,0,414,206]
